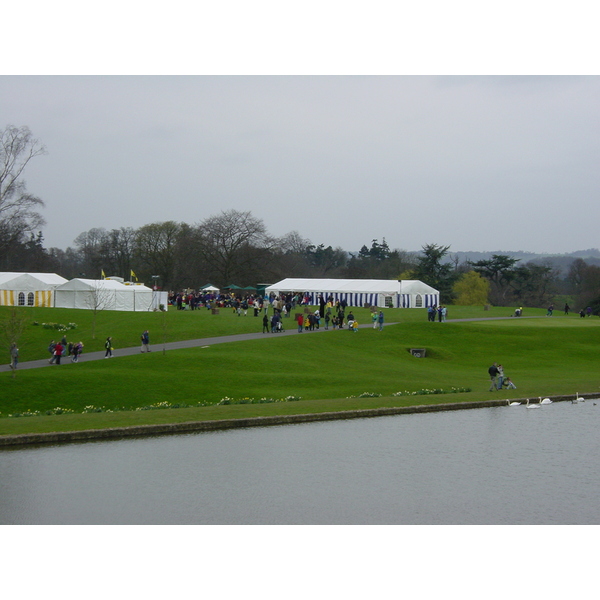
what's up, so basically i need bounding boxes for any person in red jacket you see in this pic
[297,313,304,333]
[53,342,64,365]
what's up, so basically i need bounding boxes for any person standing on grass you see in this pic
[378,311,384,331]
[496,364,505,389]
[488,362,499,391]
[105,337,113,358]
[141,330,151,352]
[297,313,304,333]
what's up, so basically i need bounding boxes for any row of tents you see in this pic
[0,273,167,312]
[0,273,440,312]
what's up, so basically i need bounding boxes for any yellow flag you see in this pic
[101,270,106,279]
[131,270,138,282]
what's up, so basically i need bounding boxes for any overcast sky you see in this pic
[2,8,599,257]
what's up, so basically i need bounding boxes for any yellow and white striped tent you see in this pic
[0,272,68,307]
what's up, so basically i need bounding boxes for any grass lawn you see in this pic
[1,304,599,436]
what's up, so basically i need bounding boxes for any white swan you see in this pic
[526,398,541,409]
[572,392,584,404]
[507,399,521,406]
[540,397,552,405]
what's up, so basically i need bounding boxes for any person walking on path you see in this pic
[141,330,151,352]
[262,313,270,333]
[378,311,384,331]
[71,342,83,362]
[53,341,64,365]
[488,362,499,391]
[9,343,18,370]
[48,340,57,364]
[105,337,113,358]
[297,313,304,333]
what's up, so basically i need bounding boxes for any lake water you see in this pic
[1,399,599,524]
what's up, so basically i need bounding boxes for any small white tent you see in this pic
[0,272,68,307]
[54,279,154,311]
[264,278,439,308]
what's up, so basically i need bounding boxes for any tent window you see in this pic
[27,292,35,306]
[18,292,26,306]
[385,296,393,308]
[415,294,423,308]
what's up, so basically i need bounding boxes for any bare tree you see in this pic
[196,210,272,286]
[84,280,117,339]
[73,227,109,277]
[134,221,183,289]
[0,125,47,258]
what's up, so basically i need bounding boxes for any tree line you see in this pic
[2,124,599,311]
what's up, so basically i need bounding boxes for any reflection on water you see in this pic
[1,400,599,524]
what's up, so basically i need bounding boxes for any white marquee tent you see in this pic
[54,279,155,312]
[265,278,439,308]
[0,272,68,307]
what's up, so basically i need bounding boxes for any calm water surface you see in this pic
[1,400,599,524]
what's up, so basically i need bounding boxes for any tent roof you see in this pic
[56,278,151,292]
[266,278,401,294]
[201,284,219,291]
[265,278,439,295]
[0,272,68,290]
[399,280,439,294]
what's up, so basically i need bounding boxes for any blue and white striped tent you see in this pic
[265,278,439,309]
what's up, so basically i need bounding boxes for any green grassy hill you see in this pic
[1,304,598,435]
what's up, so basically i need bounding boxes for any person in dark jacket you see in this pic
[141,330,151,352]
[488,363,499,391]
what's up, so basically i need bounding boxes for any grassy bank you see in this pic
[1,304,599,437]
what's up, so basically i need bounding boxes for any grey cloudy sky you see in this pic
[2,75,599,255]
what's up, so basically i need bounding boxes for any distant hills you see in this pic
[447,249,600,276]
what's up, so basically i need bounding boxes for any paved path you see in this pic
[1,315,545,373]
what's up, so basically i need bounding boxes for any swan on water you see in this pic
[540,397,552,405]
[525,398,541,409]
[507,400,521,406]
[572,392,584,404]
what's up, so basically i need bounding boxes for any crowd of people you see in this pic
[427,305,448,322]
[47,337,85,364]
[168,290,279,313]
